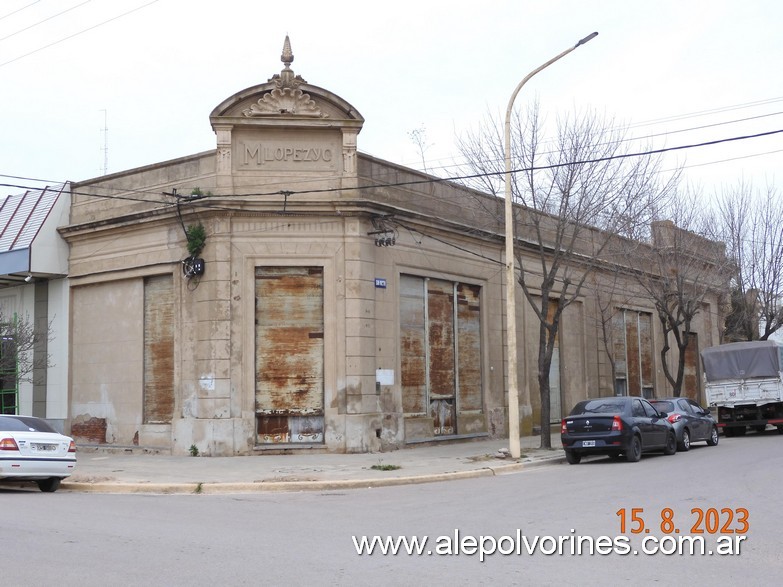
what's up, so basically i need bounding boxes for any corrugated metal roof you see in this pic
[0,185,65,252]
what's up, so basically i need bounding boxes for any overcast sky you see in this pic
[1,0,781,200]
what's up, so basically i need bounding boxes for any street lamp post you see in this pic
[505,32,598,458]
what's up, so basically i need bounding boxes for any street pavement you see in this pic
[57,434,565,494]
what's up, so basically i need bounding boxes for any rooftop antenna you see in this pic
[100,109,108,175]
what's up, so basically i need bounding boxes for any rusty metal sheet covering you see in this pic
[683,333,699,401]
[639,312,654,387]
[626,311,641,396]
[612,311,627,377]
[457,283,482,411]
[143,275,174,424]
[430,399,455,435]
[400,275,426,414]
[255,267,324,416]
[427,279,455,400]
[256,414,325,443]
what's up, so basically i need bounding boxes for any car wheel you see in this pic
[707,426,719,446]
[679,428,691,452]
[625,435,642,462]
[754,425,767,434]
[724,427,735,437]
[37,478,61,493]
[777,425,783,435]
[664,431,677,455]
[735,426,747,436]
[565,450,582,465]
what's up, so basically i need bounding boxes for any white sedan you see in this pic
[0,415,76,492]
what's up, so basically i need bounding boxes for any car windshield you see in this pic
[651,401,675,412]
[571,400,625,415]
[0,416,57,433]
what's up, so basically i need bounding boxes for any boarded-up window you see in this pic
[683,333,699,401]
[255,267,324,444]
[400,275,483,436]
[400,277,426,414]
[546,302,562,421]
[613,309,654,398]
[457,283,482,411]
[143,275,174,424]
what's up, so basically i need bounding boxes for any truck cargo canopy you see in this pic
[701,340,783,382]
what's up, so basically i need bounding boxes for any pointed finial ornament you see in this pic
[267,35,307,88]
[245,35,325,118]
[281,35,294,69]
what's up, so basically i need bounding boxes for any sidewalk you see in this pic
[60,434,565,494]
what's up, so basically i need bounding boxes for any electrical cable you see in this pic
[0,1,40,22]
[2,127,781,206]
[0,0,92,42]
[0,0,160,68]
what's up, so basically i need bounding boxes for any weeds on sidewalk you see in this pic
[370,459,401,471]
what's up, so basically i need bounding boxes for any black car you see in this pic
[649,397,719,451]
[561,396,677,464]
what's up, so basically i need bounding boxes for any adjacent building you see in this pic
[0,185,70,429]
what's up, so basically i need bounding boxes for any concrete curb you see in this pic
[60,456,565,494]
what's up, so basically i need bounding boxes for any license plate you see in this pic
[581,440,596,447]
[33,443,57,451]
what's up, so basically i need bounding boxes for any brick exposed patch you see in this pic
[71,416,107,444]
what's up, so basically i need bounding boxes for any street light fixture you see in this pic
[505,32,598,458]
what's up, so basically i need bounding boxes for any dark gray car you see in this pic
[561,396,677,463]
[649,397,719,451]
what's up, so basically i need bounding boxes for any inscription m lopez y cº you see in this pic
[242,142,334,166]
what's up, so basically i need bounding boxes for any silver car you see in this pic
[649,397,719,451]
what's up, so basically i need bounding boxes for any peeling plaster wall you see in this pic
[70,279,143,445]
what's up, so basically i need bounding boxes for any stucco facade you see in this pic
[60,39,725,455]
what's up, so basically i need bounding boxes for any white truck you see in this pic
[701,340,783,436]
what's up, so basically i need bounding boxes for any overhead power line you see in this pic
[0,1,40,22]
[0,0,159,68]
[0,0,92,42]
[2,127,781,205]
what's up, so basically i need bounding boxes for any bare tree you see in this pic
[408,125,433,175]
[457,103,675,447]
[0,312,53,413]
[631,191,730,396]
[717,182,783,341]
[591,268,641,396]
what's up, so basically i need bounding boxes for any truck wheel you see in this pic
[707,426,719,446]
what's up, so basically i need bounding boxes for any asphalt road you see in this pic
[4,433,782,586]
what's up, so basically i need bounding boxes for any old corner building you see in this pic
[58,39,723,455]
